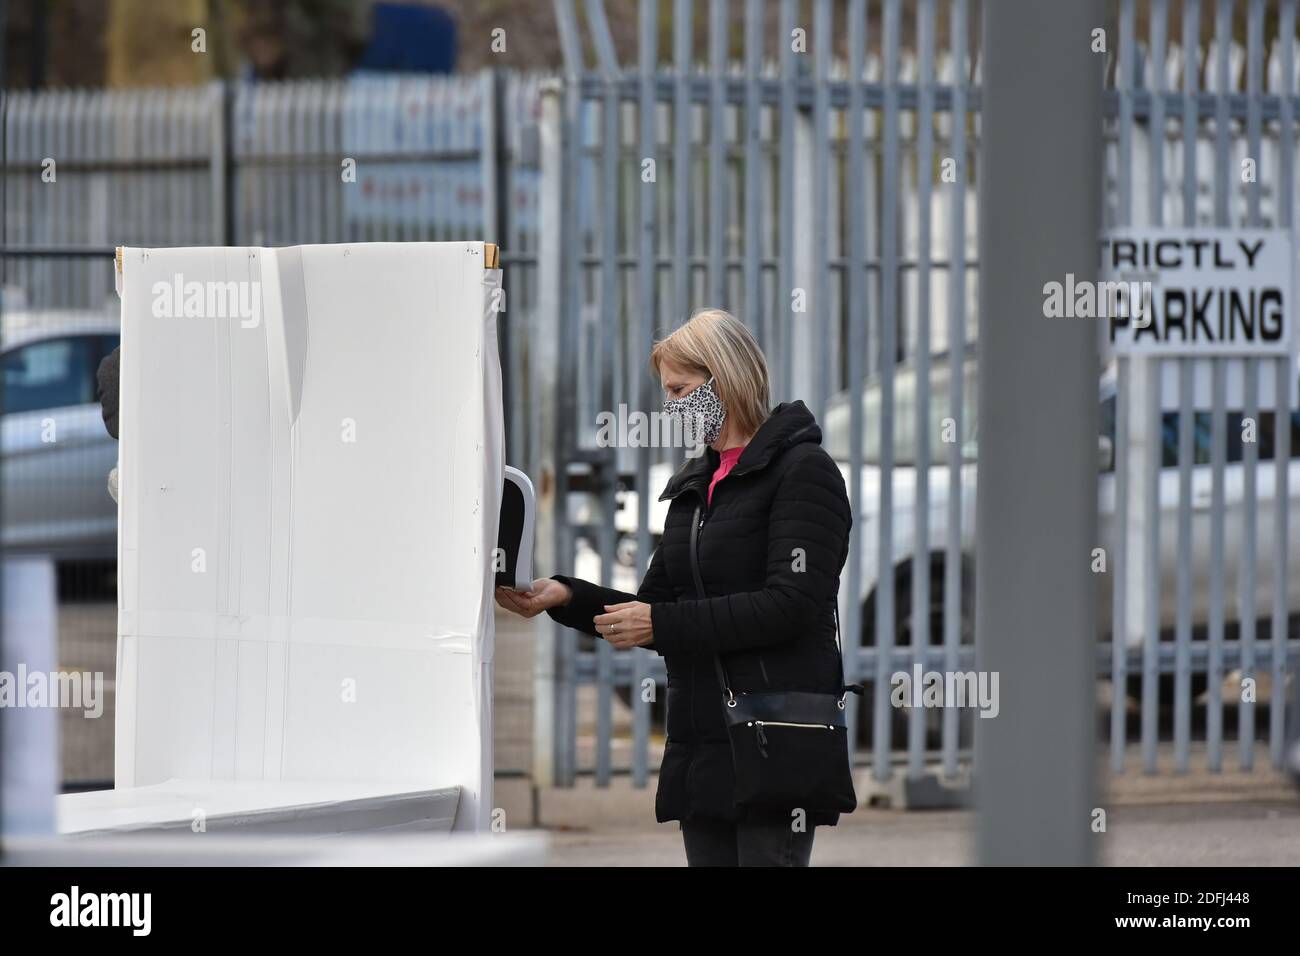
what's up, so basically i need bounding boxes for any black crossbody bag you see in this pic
[688,504,863,814]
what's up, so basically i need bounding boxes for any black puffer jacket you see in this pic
[548,400,853,826]
[97,345,121,439]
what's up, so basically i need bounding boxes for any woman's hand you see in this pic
[495,579,572,618]
[593,601,654,649]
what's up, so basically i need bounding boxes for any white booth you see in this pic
[56,241,508,840]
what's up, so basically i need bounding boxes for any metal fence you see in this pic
[537,0,1300,797]
[538,0,983,793]
[0,69,546,786]
[1,71,546,460]
[4,0,1300,801]
[1105,0,1300,777]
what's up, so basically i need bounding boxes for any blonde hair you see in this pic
[650,308,771,440]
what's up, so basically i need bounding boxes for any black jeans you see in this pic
[680,817,816,867]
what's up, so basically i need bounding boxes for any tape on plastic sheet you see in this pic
[115,609,474,652]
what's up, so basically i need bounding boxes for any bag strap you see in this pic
[831,604,865,702]
[689,505,736,705]
[689,503,864,705]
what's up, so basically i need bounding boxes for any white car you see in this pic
[1,314,121,561]
[823,350,1300,656]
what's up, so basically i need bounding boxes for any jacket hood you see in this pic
[658,399,823,502]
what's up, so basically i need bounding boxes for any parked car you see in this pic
[2,315,121,562]
[822,349,1300,650]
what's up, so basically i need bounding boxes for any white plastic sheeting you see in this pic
[113,242,501,833]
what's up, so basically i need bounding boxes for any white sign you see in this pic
[1101,228,1295,356]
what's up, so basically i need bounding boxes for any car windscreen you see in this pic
[824,355,979,466]
[1,336,99,416]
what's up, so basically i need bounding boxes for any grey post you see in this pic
[533,80,565,789]
[974,0,1102,865]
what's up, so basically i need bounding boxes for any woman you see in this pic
[495,308,853,866]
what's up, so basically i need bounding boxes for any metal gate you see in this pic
[537,0,1300,796]
[1104,0,1300,777]
[537,0,983,793]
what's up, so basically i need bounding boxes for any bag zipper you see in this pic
[747,719,836,758]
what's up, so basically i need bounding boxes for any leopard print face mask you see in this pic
[663,375,727,448]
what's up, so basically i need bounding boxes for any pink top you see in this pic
[708,445,746,507]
